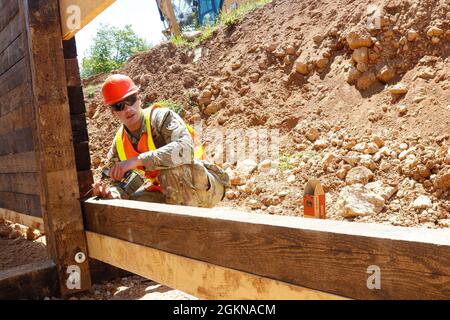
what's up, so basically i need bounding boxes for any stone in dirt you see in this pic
[365,181,397,201]
[346,28,373,49]
[356,72,377,90]
[389,83,408,94]
[346,166,374,185]
[237,159,258,176]
[305,127,320,141]
[294,59,309,75]
[338,184,385,218]
[412,195,432,210]
[434,168,450,190]
[377,66,396,83]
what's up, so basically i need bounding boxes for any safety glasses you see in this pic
[110,94,138,111]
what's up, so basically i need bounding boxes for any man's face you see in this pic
[111,94,143,129]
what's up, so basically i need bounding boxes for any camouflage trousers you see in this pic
[128,160,228,208]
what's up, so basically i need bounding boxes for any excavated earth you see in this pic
[84,0,450,229]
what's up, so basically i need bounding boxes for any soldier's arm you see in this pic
[137,108,195,171]
[99,140,130,199]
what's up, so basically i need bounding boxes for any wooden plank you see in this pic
[86,232,345,300]
[0,10,21,54]
[24,0,91,296]
[74,142,91,171]
[0,127,34,156]
[65,58,81,86]
[0,151,37,174]
[0,56,27,98]
[0,172,39,195]
[83,199,450,300]
[0,260,58,299]
[0,191,41,217]
[0,104,33,137]
[0,75,32,117]
[59,0,116,40]
[0,208,44,232]
[62,37,77,59]
[0,0,19,33]
[71,113,89,143]
[67,85,86,114]
[77,169,94,198]
[0,32,25,77]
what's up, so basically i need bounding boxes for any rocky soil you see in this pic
[83,0,449,228]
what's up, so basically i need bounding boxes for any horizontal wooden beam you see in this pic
[86,231,345,300]
[0,208,44,232]
[59,0,116,40]
[0,260,58,299]
[83,199,450,300]
[0,151,37,174]
[0,191,41,217]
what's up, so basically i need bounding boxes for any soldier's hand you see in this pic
[109,157,143,181]
[92,181,113,199]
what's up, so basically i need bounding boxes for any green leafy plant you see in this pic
[154,100,184,114]
[81,24,150,78]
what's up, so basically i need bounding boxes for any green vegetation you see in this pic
[81,24,150,78]
[147,100,184,114]
[278,151,320,170]
[83,83,102,99]
[170,0,273,48]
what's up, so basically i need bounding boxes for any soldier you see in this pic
[92,74,229,208]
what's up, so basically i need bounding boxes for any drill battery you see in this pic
[102,169,144,195]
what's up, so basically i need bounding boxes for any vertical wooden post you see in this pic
[23,0,91,296]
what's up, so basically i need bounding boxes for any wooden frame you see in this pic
[87,231,345,300]
[0,260,58,299]
[24,0,91,296]
[83,199,450,300]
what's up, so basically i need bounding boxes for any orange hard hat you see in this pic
[102,74,139,105]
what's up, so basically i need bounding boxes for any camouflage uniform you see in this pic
[105,107,229,208]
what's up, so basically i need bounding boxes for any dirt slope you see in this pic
[83,0,450,228]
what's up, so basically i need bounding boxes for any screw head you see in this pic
[75,252,86,264]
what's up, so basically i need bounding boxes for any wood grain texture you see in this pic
[0,127,34,156]
[0,75,32,117]
[71,113,89,143]
[0,151,37,174]
[0,0,19,33]
[67,85,86,115]
[74,141,91,171]
[0,172,39,195]
[86,231,346,300]
[64,58,81,87]
[0,191,41,217]
[0,32,25,77]
[0,104,33,137]
[0,208,44,231]
[0,9,21,54]
[62,37,77,58]
[0,56,27,98]
[24,0,91,295]
[0,260,58,299]
[83,199,450,300]
[77,169,94,198]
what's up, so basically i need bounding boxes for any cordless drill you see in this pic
[102,169,144,195]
